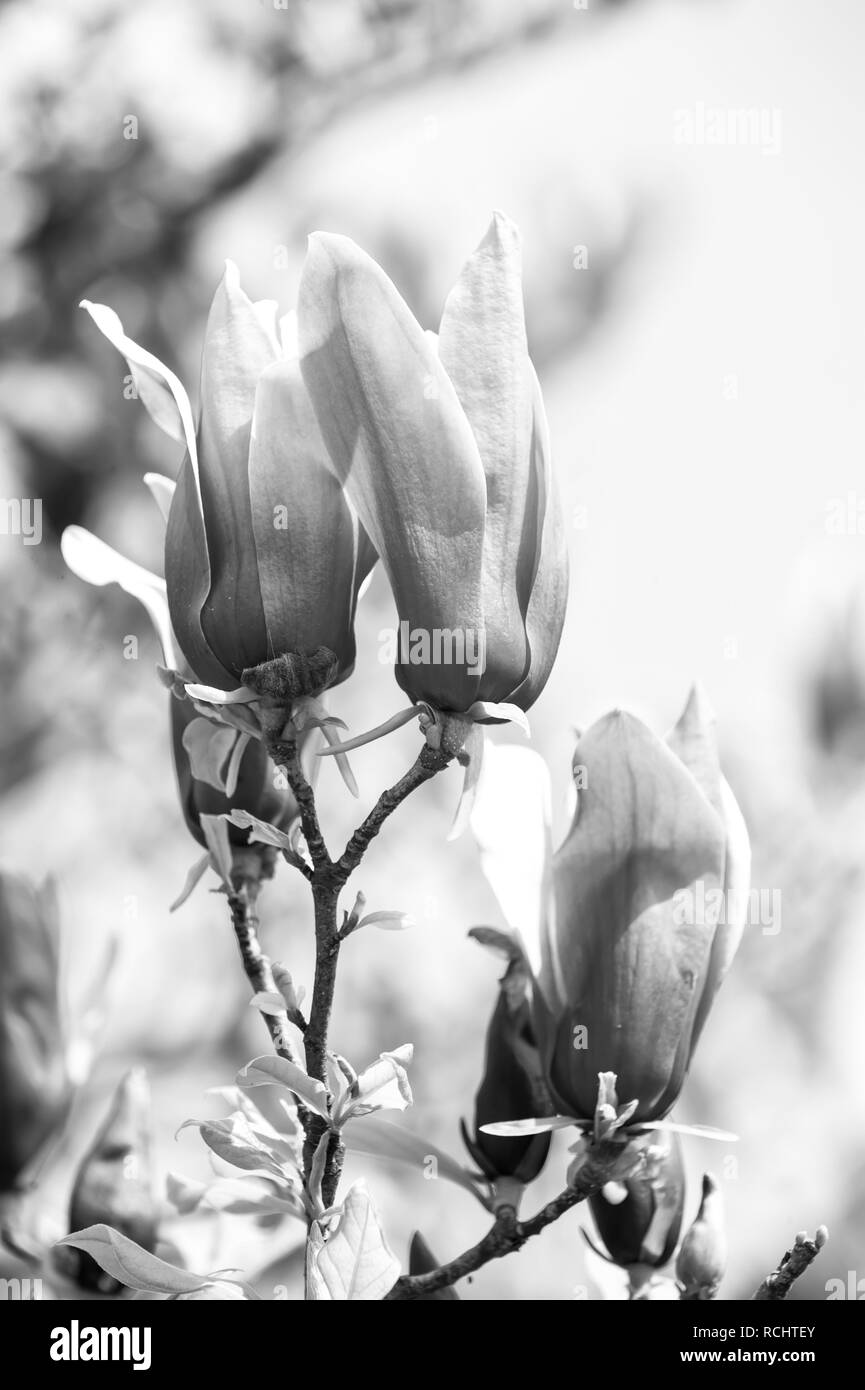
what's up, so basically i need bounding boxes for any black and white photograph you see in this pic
[0,0,863,1343]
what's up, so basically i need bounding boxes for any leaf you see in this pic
[57,1225,208,1295]
[344,1116,486,1203]
[306,1183,400,1301]
[237,1055,330,1119]
[179,1115,287,1181]
[223,811,308,873]
[250,991,289,1017]
[170,851,212,912]
[335,1046,414,1125]
[356,910,415,932]
[307,1131,331,1218]
[199,815,234,890]
[225,811,295,851]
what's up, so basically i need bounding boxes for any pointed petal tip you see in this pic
[678,680,716,729]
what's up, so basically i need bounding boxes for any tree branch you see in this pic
[751,1228,828,1300]
[334,744,451,883]
[384,1142,623,1299]
[227,882,302,1068]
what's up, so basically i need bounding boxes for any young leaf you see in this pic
[306,1183,400,1301]
[356,910,416,932]
[237,1055,330,1120]
[179,1115,287,1181]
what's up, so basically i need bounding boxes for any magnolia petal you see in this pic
[143,472,176,525]
[184,682,259,705]
[80,300,196,459]
[507,366,569,711]
[448,721,484,841]
[222,731,250,798]
[170,852,212,912]
[466,700,531,734]
[299,232,487,710]
[666,682,723,819]
[61,525,176,669]
[196,262,275,674]
[479,1115,577,1137]
[165,452,232,689]
[549,712,728,1121]
[248,359,362,671]
[690,774,752,1052]
[438,213,534,697]
[470,742,558,1010]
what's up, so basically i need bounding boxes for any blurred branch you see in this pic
[751,1227,828,1301]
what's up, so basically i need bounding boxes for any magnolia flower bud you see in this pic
[545,688,750,1122]
[170,693,299,849]
[62,489,304,859]
[465,963,551,1185]
[298,214,567,715]
[0,872,70,1191]
[67,1070,158,1295]
[80,280,374,704]
[676,1172,727,1299]
[589,1130,685,1272]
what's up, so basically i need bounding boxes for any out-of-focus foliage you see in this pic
[2,0,863,1300]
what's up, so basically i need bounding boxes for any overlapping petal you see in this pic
[299,231,488,710]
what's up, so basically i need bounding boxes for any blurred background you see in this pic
[1,0,864,1299]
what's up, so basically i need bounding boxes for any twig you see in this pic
[262,733,450,1208]
[384,1142,623,1300]
[752,1228,828,1300]
[227,882,301,1068]
[335,745,451,882]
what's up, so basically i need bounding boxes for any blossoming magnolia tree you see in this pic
[9,213,823,1300]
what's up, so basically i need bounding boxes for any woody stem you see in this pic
[384,1141,624,1299]
[264,729,451,1208]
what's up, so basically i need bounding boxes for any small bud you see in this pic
[676,1172,727,1300]
[65,1070,158,1295]
[590,1130,685,1272]
[465,963,551,1185]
